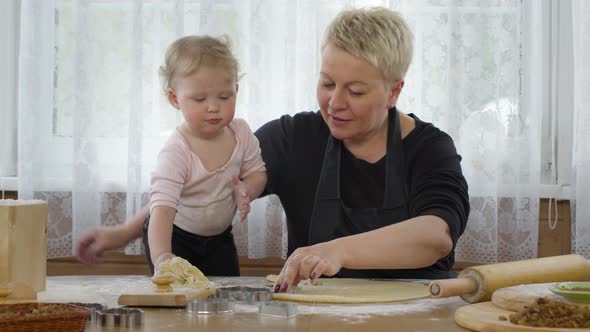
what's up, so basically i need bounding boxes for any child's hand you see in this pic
[232,175,251,222]
[153,252,176,275]
[76,226,131,265]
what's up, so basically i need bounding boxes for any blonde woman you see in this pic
[264,7,468,292]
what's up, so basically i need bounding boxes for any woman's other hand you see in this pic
[273,241,345,293]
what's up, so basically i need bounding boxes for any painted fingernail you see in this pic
[310,272,316,280]
[274,284,280,293]
[281,282,288,292]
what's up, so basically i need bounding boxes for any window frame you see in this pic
[536,0,573,198]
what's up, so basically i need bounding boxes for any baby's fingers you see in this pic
[239,205,250,222]
[231,175,239,187]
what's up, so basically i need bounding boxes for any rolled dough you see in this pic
[266,274,429,304]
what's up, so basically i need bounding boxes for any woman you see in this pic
[76,7,469,292]
[257,8,468,292]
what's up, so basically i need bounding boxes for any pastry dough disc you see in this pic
[266,275,429,304]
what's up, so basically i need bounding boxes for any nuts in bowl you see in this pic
[0,302,89,332]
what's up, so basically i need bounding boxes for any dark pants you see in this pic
[142,217,240,276]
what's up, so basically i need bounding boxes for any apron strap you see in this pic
[313,133,341,201]
[383,108,408,208]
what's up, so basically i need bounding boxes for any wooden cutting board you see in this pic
[491,283,590,312]
[455,302,590,332]
[118,287,214,307]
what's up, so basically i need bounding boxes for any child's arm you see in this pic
[242,171,268,200]
[147,205,177,271]
[76,205,148,264]
[232,171,268,221]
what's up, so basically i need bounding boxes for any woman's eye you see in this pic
[192,97,206,102]
[219,96,229,100]
[349,90,365,96]
[321,83,334,88]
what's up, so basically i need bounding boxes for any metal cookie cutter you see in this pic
[67,302,106,322]
[96,308,145,328]
[187,298,234,314]
[216,286,273,304]
[258,302,297,319]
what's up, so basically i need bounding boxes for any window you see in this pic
[6,0,575,198]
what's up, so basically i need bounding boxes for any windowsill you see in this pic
[0,177,18,191]
[47,252,286,277]
[1,177,573,200]
[538,184,572,200]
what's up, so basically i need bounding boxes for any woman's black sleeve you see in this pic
[407,131,470,248]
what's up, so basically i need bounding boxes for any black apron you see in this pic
[308,109,452,279]
[142,217,240,276]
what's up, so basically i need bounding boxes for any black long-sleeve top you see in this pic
[254,110,470,274]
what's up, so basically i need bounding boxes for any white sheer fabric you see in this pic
[571,0,590,258]
[18,0,547,263]
[0,1,19,178]
[398,0,542,263]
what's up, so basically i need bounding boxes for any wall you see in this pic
[47,253,284,277]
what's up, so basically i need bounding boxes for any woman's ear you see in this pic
[387,80,405,108]
[167,88,180,109]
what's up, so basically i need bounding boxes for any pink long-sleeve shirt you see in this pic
[149,118,266,236]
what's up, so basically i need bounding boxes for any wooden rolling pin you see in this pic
[429,254,590,303]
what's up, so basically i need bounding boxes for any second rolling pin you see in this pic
[429,254,590,303]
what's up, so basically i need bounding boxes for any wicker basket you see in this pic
[0,302,89,332]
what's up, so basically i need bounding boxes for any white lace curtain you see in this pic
[571,0,590,258]
[16,0,574,263]
[0,1,18,178]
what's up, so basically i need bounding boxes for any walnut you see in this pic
[502,297,590,328]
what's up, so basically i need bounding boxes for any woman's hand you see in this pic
[232,175,251,222]
[273,241,345,293]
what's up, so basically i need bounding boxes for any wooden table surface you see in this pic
[37,275,472,331]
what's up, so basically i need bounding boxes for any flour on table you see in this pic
[234,297,458,323]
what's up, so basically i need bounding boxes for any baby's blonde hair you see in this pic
[160,35,239,93]
[322,7,414,82]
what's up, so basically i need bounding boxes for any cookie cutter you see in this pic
[96,307,145,328]
[258,301,297,319]
[67,302,106,322]
[216,286,273,304]
[186,298,234,314]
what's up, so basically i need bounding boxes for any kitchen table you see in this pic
[24,275,472,331]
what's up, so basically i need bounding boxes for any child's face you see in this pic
[167,65,238,138]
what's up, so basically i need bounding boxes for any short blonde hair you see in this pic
[160,35,239,93]
[322,7,414,82]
